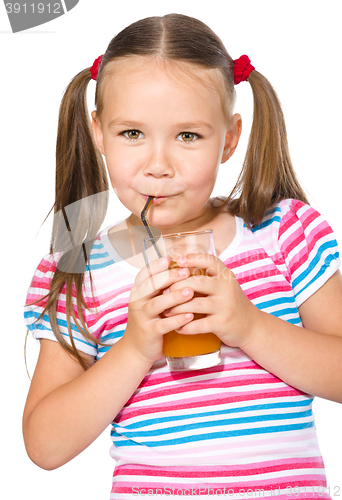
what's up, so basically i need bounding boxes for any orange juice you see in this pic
[162,262,221,358]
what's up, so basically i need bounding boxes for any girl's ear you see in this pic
[221,113,242,163]
[91,111,105,156]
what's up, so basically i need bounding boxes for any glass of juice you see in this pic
[143,230,221,371]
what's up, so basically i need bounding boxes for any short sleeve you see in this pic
[278,199,340,307]
[24,253,98,357]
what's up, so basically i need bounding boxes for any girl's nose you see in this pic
[143,144,174,177]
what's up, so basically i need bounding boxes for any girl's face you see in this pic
[92,56,241,232]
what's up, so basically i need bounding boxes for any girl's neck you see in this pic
[108,198,236,267]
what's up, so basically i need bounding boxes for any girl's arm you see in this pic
[23,256,194,470]
[22,337,153,470]
[242,270,342,403]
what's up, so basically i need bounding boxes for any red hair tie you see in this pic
[90,55,103,81]
[233,55,255,85]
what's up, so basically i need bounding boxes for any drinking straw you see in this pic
[141,196,163,258]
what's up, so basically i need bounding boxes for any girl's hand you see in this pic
[162,253,260,349]
[121,256,195,365]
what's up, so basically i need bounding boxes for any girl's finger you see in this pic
[152,287,194,317]
[176,253,228,278]
[157,312,194,336]
[175,316,212,335]
[163,296,210,317]
[131,261,191,302]
[134,256,171,287]
[133,267,191,302]
[163,273,215,297]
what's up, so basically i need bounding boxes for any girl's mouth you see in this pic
[141,194,172,205]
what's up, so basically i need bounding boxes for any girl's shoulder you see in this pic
[251,198,328,236]
[247,198,340,306]
[25,230,107,296]
[246,197,339,271]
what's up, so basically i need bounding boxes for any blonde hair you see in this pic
[30,13,309,369]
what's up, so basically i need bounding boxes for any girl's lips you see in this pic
[141,194,174,204]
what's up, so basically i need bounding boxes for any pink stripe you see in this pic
[37,257,58,273]
[278,200,306,240]
[25,292,49,307]
[84,289,129,307]
[301,207,320,231]
[289,226,333,277]
[138,361,260,389]
[235,265,278,281]
[113,492,329,500]
[117,387,305,422]
[92,314,128,338]
[29,277,53,293]
[227,250,269,270]
[150,426,318,455]
[86,284,132,309]
[112,477,328,495]
[83,289,125,308]
[114,457,324,476]
[245,282,292,301]
[122,373,283,407]
[235,267,280,286]
[306,221,331,248]
[87,301,128,327]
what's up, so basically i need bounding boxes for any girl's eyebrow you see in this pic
[175,121,214,130]
[109,119,143,129]
[108,118,213,130]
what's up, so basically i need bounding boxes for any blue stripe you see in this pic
[287,317,302,325]
[98,339,122,354]
[256,296,296,310]
[87,259,114,271]
[89,252,109,260]
[295,252,339,298]
[112,421,314,447]
[121,399,313,430]
[26,322,50,332]
[24,310,40,320]
[97,345,111,357]
[25,311,96,348]
[100,329,125,342]
[59,330,95,348]
[251,215,281,233]
[112,409,313,439]
[270,307,300,318]
[292,241,338,290]
[264,206,282,217]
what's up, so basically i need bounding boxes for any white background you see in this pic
[1,1,341,499]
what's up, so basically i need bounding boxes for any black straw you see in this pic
[141,196,162,258]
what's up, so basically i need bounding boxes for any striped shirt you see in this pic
[24,199,340,499]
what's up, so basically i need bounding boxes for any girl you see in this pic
[23,13,342,499]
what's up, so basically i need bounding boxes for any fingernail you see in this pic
[185,313,192,319]
[159,257,167,266]
[178,268,187,276]
[178,256,186,265]
[163,288,170,294]
[182,288,190,296]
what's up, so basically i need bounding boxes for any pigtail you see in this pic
[228,70,309,228]
[36,68,109,369]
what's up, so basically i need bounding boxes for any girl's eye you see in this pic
[122,130,142,141]
[178,132,199,142]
